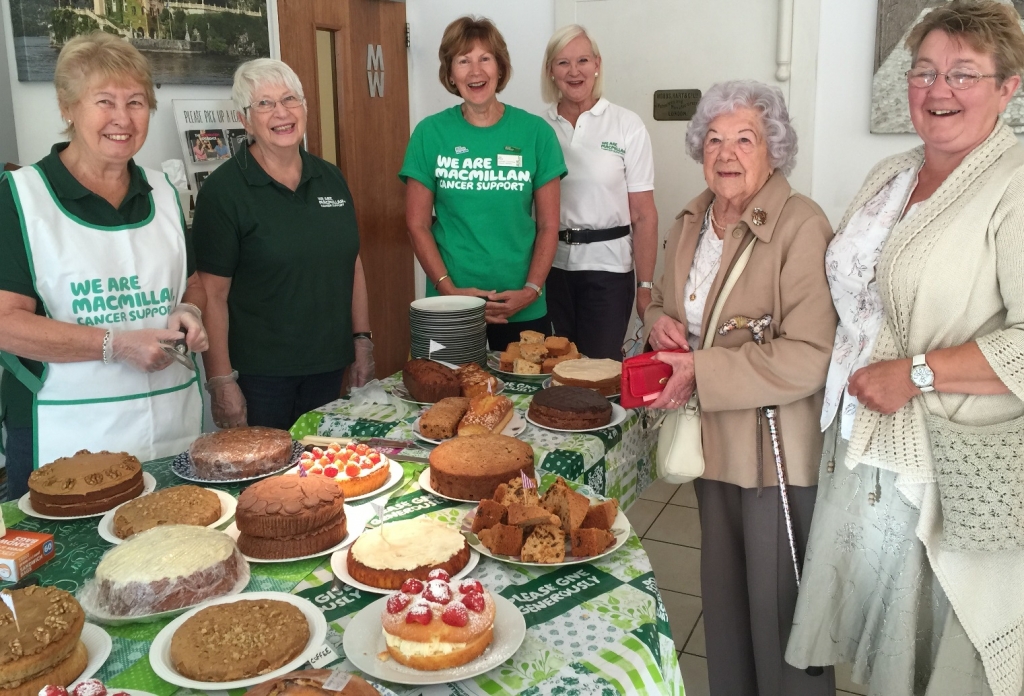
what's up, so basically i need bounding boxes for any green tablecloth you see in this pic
[1,456,685,696]
[290,373,660,511]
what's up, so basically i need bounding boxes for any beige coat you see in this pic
[643,173,837,488]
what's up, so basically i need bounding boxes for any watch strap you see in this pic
[637,281,654,290]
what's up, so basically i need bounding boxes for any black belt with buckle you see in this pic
[558,225,631,245]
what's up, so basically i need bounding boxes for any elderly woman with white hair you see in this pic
[541,25,658,358]
[193,58,374,430]
[642,80,837,696]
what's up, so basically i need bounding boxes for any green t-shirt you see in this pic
[399,104,567,322]
[192,144,360,376]
[0,143,194,429]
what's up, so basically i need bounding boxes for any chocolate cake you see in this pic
[235,476,347,559]
[402,359,460,403]
[28,451,143,516]
[527,386,612,430]
[189,427,294,481]
[429,434,534,501]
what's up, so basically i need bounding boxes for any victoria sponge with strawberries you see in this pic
[380,571,495,670]
[289,442,392,498]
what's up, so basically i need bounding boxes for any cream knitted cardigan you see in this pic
[843,122,1024,696]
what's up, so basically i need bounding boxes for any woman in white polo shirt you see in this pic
[542,24,658,360]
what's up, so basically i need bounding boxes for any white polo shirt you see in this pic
[546,98,655,273]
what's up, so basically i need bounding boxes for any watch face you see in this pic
[911,364,933,388]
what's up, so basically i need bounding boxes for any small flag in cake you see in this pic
[520,470,536,489]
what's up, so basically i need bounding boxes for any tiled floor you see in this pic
[629,481,868,696]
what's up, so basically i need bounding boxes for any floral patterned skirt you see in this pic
[784,434,1013,696]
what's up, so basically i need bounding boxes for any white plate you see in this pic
[223,503,368,563]
[412,410,526,445]
[391,376,506,405]
[525,402,628,433]
[80,562,252,626]
[19,472,157,521]
[280,460,404,503]
[343,593,526,685]
[410,296,485,312]
[417,468,538,505]
[330,546,480,595]
[68,623,112,685]
[542,376,620,399]
[97,488,237,545]
[149,591,328,691]
[463,507,632,567]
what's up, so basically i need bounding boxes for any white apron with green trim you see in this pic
[3,165,202,467]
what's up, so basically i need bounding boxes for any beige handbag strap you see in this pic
[701,238,755,350]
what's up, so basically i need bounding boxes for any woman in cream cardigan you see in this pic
[785,3,1024,694]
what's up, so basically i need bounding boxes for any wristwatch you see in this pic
[353,331,373,340]
[637,281,654,290]
[910,354,934,393]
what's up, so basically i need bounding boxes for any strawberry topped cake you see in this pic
[380,570,495,670]
[290,442,391,497]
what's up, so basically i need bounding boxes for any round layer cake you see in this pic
[0,586,86,696]
[381,572,495,670]
[294,443,391,498]
[347,518,470,589]
[188,427,294,480]
[528,386,612,430]
[170,599,309,682]
[243,669,380,696]
[235,476,347,559]
[28,451,143,517]
[429,434,535,501]
[86,525,247,616]
[551,358,622,396]
[112,485,221,539]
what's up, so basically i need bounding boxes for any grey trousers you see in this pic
[694,478,835,696]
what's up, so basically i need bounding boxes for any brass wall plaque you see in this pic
[653,89,702,121]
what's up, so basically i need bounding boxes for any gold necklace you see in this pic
[689,203,722,302]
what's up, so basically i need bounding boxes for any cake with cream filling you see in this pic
[28,451,143,517]
[346,518,469,589]
[85,525,247,616]
[380,571,495,670]
[551,358,621,396]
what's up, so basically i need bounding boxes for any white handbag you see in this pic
[656,237,756,484]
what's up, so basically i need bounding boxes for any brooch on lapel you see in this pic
[751,208,767,226]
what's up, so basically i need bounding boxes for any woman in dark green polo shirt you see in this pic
[400,16,566,350]
[194,59,373,431]
[0,33,208,499]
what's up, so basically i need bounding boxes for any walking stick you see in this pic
[717,314,802,588]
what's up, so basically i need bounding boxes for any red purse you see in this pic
[620,349,688,408]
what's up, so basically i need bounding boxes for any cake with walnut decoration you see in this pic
[380,571,495,670]
[0,585,87,696]
[28,451,143,517]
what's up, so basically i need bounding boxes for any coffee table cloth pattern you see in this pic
[0,453,683,696]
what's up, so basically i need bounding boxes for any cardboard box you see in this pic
[0,531,55,582]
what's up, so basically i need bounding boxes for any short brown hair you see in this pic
[906,0,1024,80]
[437,16,512,96]
[55,32,156,138]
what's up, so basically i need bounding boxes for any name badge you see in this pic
[497,154,522,168]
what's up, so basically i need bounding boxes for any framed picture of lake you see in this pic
[8,0,270,84]
[871,0,1024,132]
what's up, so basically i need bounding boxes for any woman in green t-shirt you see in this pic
[400,16,566,350]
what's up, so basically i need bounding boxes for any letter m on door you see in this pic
[366,44,384,97]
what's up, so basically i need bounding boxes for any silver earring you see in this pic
[595,71,599,76]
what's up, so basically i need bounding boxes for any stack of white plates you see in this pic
[410,296,487,365]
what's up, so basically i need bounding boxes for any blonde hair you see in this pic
[906,0,1024,80]
[54,32,156,138]
[437,16,512,96]
[541,25,603,104]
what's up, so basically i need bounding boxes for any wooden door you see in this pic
[278,0,413,379]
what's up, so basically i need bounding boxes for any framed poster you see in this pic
[871,0,1024,132]
[9,0,270,84]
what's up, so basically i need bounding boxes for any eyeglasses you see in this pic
[246,95,305,114]
[905,68,1000,90]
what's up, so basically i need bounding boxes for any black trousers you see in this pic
[694,478,835,696]
[546,267,634,360]
[237,369,345,431]
[486,315,551,352]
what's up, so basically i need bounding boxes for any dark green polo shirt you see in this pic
[192,144,360,376]
[0,143,195,428]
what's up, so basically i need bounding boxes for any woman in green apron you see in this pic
[0,33,208,500]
